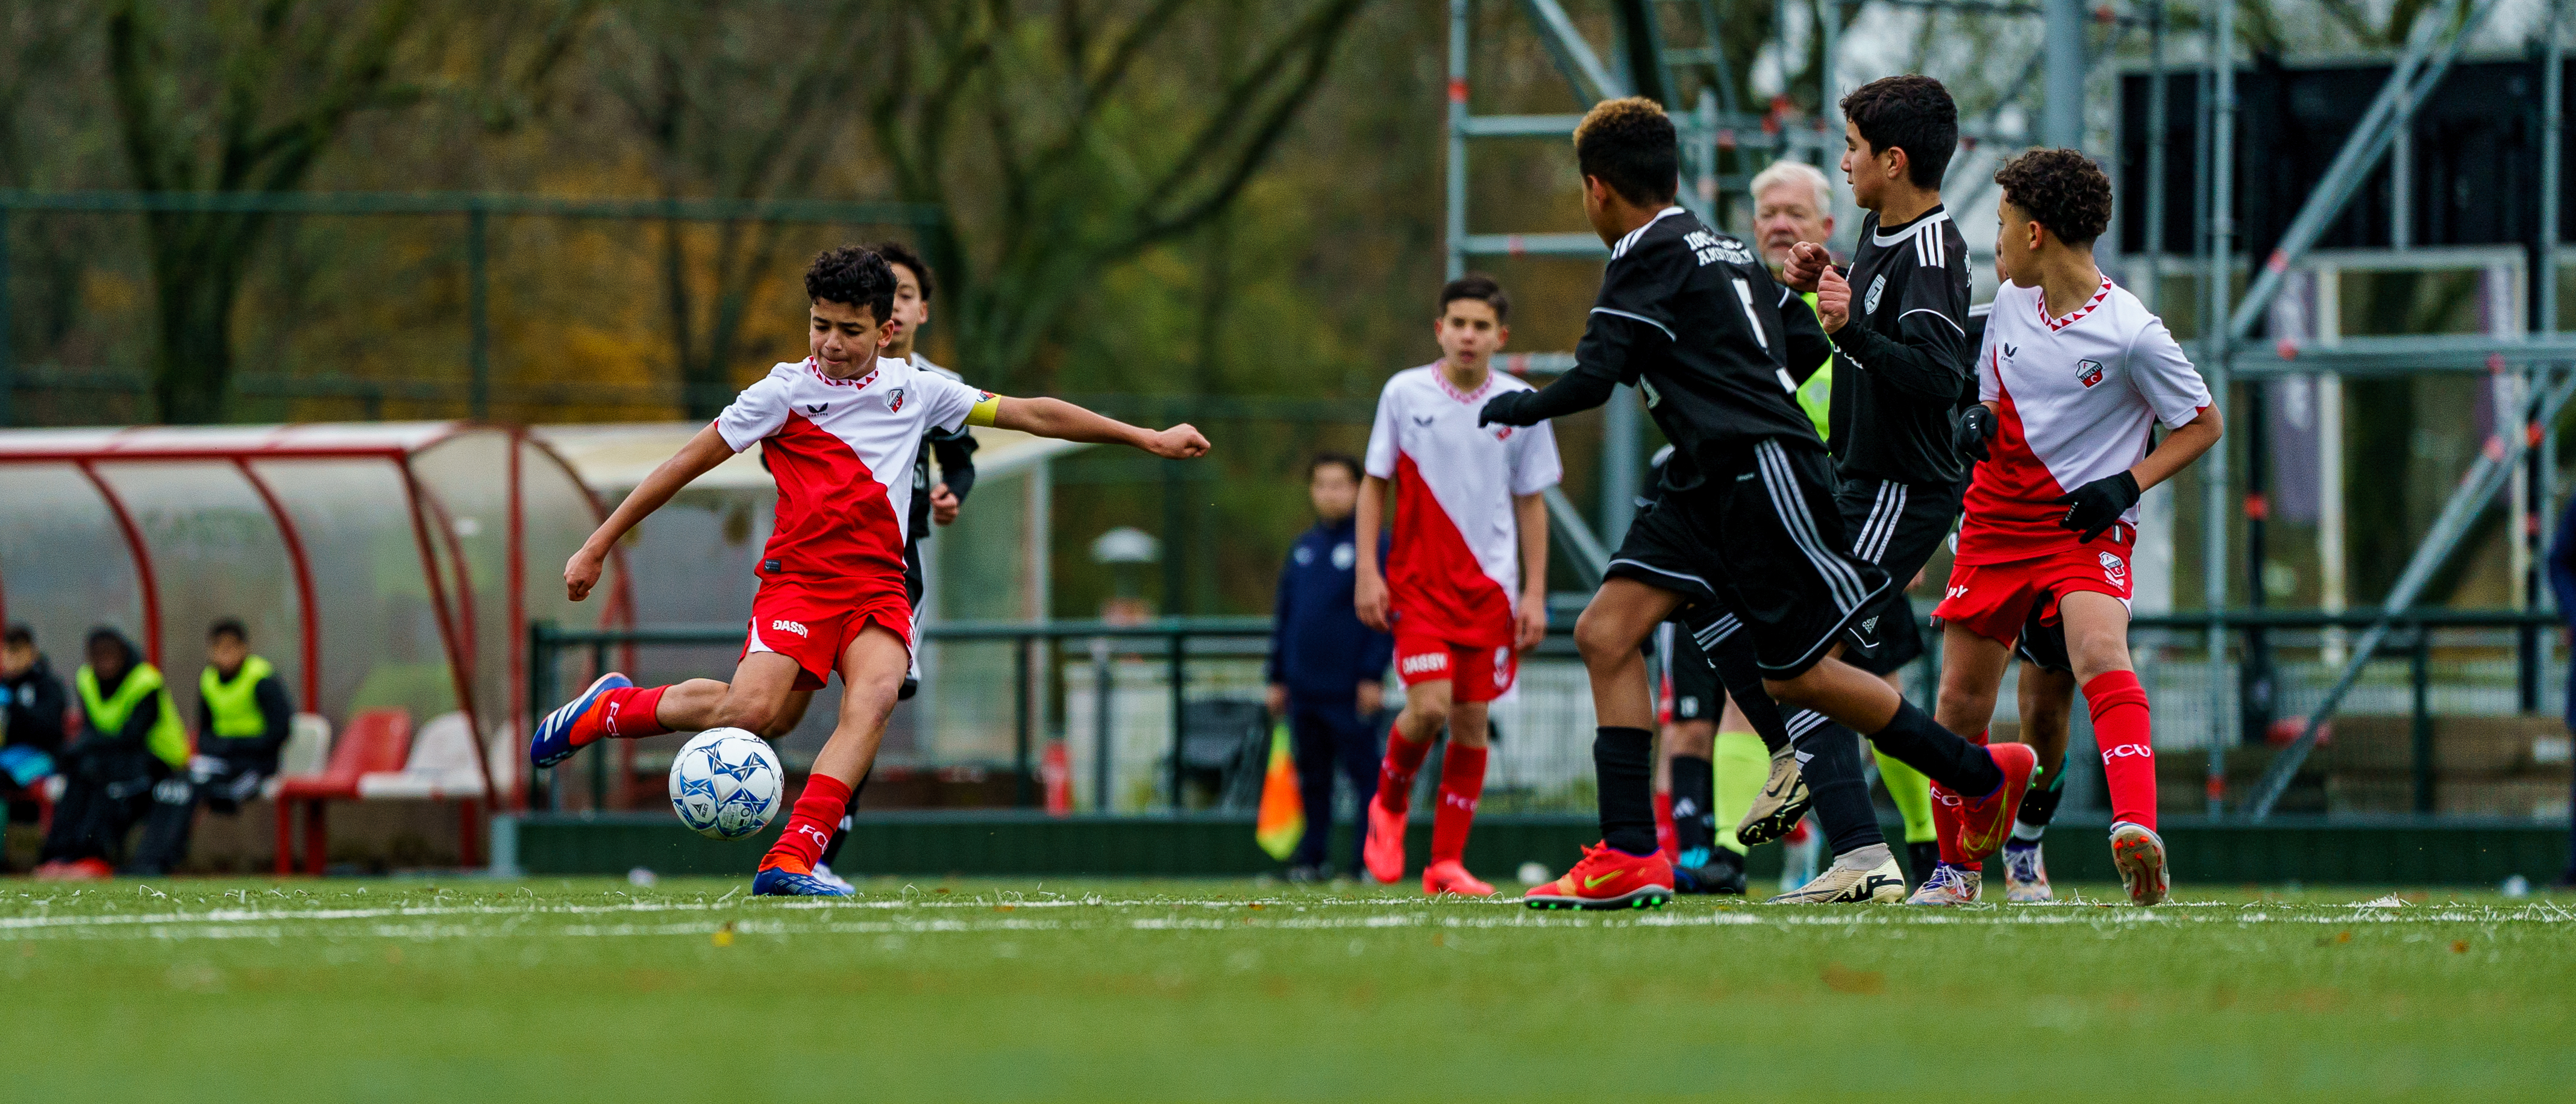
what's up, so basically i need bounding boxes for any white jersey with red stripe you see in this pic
[1363,364,1563,646]
[1957,275,2210,564]
[716,356,991,603]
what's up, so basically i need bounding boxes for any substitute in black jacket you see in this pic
[131,618,296,875]
[36,627,186,877]
[1266,454,1396,879]
[2,624,71,857]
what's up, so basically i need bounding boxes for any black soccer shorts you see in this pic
[1655,621,1722,723]
[1609,438,1890,679]
[1834,476,1962,676]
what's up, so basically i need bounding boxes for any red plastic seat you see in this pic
[273,708,412,876]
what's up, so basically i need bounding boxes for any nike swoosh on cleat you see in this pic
[1583,871,1626,889]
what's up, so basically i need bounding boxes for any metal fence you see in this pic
[531,607,2574,823]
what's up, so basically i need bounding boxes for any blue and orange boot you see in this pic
[753,856,854,898]
[529,672,632,768]
[1523,842,1673,910]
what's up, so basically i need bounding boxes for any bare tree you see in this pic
[591,2,874,418]
[102,0,586,422]
[861,0,1376,392]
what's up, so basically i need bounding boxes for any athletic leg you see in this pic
[2003,658,2076,902]
[757,624,908,893]
[2061,591,2167,905]
[1424,696,1493,895]
[1364,670,1450,884]
[1525,577,1679,909]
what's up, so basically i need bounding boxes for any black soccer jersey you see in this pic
[1483,206,1829,491]
[1826,205,1973,486]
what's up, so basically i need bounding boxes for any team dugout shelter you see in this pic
[0,423,624,832]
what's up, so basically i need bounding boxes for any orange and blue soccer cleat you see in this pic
[530,672,631,768]
[1523,842,1673,910]
[1954,742,2037,862]
[753,856,854,898]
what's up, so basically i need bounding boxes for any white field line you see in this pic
[7,895,2572,943]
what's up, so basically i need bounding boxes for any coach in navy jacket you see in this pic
[1267,454,1396,877]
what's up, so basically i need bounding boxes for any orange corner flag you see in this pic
[1255,721,1305,861]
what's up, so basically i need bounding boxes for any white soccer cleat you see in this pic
[1766,856,1905,904]
[811,861,856,895]
[1904,862,1981,906]
[2001,841,2053,903]
[2109,822,2169,906]
[1735,745,1811,848]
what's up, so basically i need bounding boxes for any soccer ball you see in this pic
[668,729,783,840]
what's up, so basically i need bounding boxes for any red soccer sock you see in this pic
[1653,791,1678,861]
[1429,743,1488,865]
[1376,722,1432,814]
[597,685,672,739]
[760,773,853,873]
[2085,670,2157,832]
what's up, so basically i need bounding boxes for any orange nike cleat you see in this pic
[1954,742,2037,862]
[1362,795,1408,885]
[1422,859,1494,897]
[1523,841,1673,910]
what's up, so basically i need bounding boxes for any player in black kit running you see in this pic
[1480,96,2031,910]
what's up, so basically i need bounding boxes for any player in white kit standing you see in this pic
[1354,275,1561,897]
[1933,149,2223,905]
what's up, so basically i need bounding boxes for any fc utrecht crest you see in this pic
[2098,550,2127,585]
[2076,359,2106,388]
[886,386,907,413]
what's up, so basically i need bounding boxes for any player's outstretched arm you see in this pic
[565,424,735,601]
[989,396,1209,459]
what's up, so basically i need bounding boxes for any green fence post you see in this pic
[1015,635,1034,808]
[2410,624,2433,814]
[1168,629,1186,813]
[468,205,491,421]
[0,203,13,428]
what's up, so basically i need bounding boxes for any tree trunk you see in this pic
[143,213,256,424]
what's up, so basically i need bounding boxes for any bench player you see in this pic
[1929,149,2222,906]
[1478,97,2032,909]
[530,246,1209,896]
[1355,275,1560,897]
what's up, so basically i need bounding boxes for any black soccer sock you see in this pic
[1863,699,2004,797]
[1595,726,1658,856]
[1791,722,1887,857]
[1669,754,1716,856]
[1906,841,1941,883]
[2016,756,2069,831]
[1698,627,1792,756]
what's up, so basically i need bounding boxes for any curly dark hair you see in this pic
[1839,75,1957,189]
[1994,148,2113,247]
[1573,96,1678,205]
[803,245,897,324]
[869,239,935,303]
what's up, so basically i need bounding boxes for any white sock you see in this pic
[1831,842,1892,872]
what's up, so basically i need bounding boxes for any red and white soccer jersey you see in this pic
[1938,275,2210,643]
[716,356,992,686]
[1364,365,1561,697]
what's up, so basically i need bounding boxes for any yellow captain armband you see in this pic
[967,391,1003,427]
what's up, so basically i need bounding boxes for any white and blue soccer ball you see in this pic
[668,728,784,840]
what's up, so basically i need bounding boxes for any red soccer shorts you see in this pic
[1934,541,2134,647]
[740,583,914,691]
[1393,629,1517,704]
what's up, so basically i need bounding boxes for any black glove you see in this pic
[1954,404,1997,462]
[2054,471,2141,543]
[1478,391,1531,427]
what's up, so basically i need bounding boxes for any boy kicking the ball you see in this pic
[530,246,1209,897]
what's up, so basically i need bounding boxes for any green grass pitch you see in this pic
[7,876,2572,1102]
